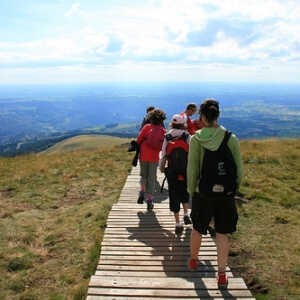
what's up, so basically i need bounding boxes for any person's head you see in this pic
[146,106,155,115]
[185,103,197,116]
[149,108,166,125]
[199,98,220,125]
[171,114,184,130]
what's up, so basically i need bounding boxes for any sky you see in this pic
[0,0,300,85]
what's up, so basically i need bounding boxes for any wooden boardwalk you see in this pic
[86,165,254,299]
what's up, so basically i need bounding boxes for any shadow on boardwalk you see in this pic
[86,165,254,299]
[126,210,241,299]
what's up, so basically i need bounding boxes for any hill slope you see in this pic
[40,134,132,154]
[0,138,299,299]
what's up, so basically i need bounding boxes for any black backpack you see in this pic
[161,132,189,192]
[199,130,237,197]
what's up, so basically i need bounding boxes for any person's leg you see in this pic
[215,232,229,288]
[214,197,237,272]
[190,229,202,260]
[188,192,213,271]
[137,161,148,204]
[169,182,183,234]
[174,212,180,224]
[182,202,192,225]
[146,162,157,209]
[182,202,189,214]
[146,162,157,196]
[216,232,229,272]
[188,228,202,270]
[180,189,191,224]
[214,198,236,288]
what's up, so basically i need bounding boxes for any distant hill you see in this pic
[1,82,299,157]
[40,135,132,155]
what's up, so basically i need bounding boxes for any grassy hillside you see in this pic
[40,134,132,154]
[229,138,300,300]
[0,137,299,299]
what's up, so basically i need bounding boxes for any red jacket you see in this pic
[180,112,194,135]
[190,119,206,135]
[136,124,166,162]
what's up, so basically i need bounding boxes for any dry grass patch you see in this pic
[1,138,299,300]
[229,138,300,300]
[0,146,132,299]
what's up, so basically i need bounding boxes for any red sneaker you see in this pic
[217,271,228,289]
[187,258,198,271]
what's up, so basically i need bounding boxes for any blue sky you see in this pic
[0,0,299,84]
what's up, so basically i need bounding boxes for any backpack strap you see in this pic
[181,131,189,142]
[161,176,167,193]
[218,130,232,151]
[165,133,173,142]
[165,132,189,142]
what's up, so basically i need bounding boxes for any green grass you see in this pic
[0,137,299,299]
[229,138,300,299]
[40,134,132,154]
[0,141,133,299]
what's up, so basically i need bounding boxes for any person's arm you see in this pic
[228,134,243,191]
[136,124,148,144]
[140,116,147,130]
[159,137,168,172]
[186,117,194,135]
[187,135,201,196]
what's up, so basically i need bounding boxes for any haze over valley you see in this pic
[0,82,299,156]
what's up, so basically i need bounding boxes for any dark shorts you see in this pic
[167,180,189,213]
[190,192,238,235]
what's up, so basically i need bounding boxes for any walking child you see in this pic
[159,114,192,235]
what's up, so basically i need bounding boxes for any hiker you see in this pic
[135,108,167,210]
[140,106,155,131]
[190,118,206,135]
[180,103,198,135]
[186,98,243,289]
[159,114,192,235]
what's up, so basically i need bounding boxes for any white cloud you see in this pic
[0,0,300,84]
[65,2,81,17]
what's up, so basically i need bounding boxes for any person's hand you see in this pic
[128,140,139,152]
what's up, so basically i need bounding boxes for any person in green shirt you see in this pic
[186,98,243,289]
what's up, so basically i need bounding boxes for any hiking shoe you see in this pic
[137,192,144,204]
[147,200,154,210]
[183,215,192,225]
[217,272,228,289]
[187,258,198,271]
[175,225,183,235]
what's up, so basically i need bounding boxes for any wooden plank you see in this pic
[87,288,253,298]
[101,240,215,246]
[88,276,252,292]
[97,264,230,272]
[88,297,255,300]
[98,259,221,266]
[99,255,219,261]
[94,270,234,277]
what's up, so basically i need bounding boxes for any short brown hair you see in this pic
[149,108,166,125]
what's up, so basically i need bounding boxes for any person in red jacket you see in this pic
[190,118,206,135]
[135,109,167,210]
[180,103,198,135]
